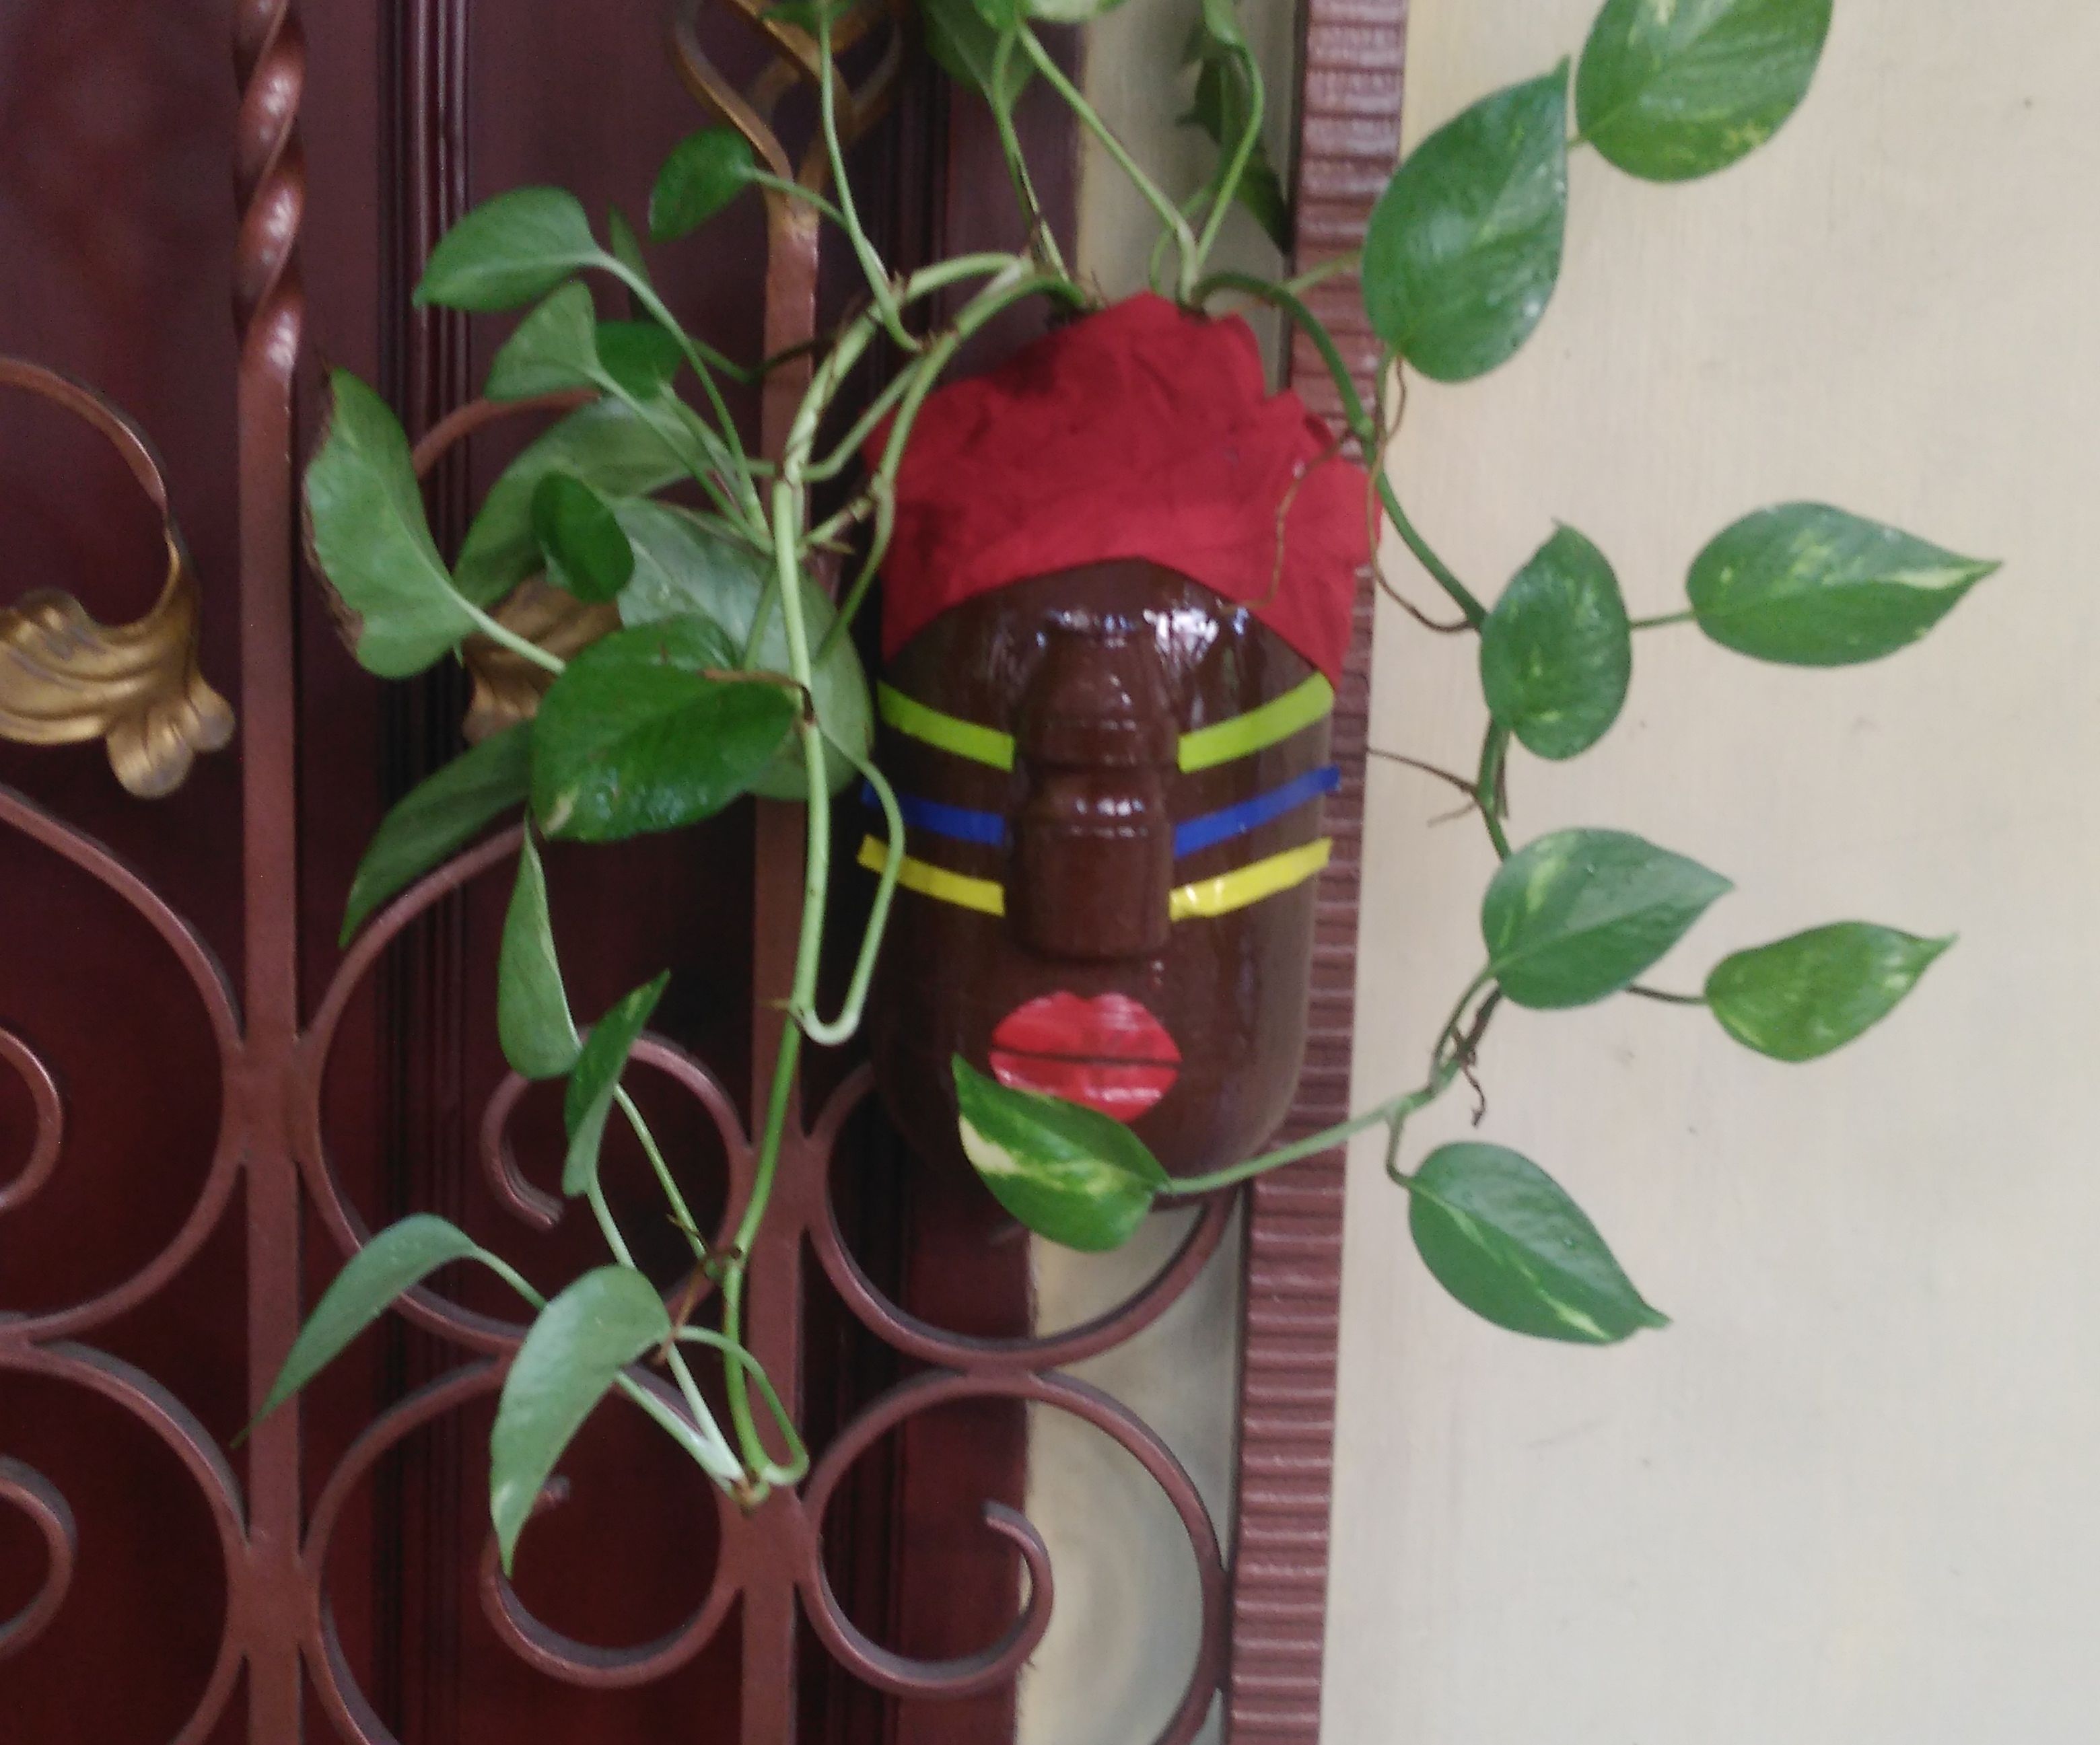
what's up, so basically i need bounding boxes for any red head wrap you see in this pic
[869,293,1369,682]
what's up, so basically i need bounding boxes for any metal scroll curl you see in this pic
[0,359,235,797]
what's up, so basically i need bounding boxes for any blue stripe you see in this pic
[867,764,1341,859]
[864,781,1007,849]
[1172,764,1341,857]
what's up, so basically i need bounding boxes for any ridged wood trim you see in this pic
[1225,2,1408,1739]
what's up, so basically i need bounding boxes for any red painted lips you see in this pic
[989,992,1182,1122]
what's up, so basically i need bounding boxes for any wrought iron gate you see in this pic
[0,0,1407,1737]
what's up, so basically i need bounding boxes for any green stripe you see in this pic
[878,683,1015,771]
[1177,674,1335,773]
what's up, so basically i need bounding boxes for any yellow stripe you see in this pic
[1169,838,1331,920]
[858,834,1005,916]
[1177,674,1335,773]
[877,684,1015,771]
[861,835,1331,923]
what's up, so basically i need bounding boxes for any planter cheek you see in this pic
[866,560,1331,1187]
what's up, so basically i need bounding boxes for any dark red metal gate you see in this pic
[0,1,1407,1738]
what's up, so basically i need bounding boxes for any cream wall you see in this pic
[1330,3,2100,1741]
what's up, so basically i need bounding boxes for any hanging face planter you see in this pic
[864,295,1371,1181]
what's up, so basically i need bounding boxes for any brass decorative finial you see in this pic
[0,359,234,797]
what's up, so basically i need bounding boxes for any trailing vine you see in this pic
[262,0,1992,1577]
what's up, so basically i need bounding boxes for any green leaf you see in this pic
[1706,923,1953,1062]
[531,473,635,604]
[485,282,600,401]
[1577,0,1833,182]
[950,1058,1168,1252]
[417,187,602,312]
[531,616,794,841]
[259,1216,490,1421]
[617,501,871,797]
[1479,526,1631,760]
[341,725,533,944]
[454,396,699,606]
[1484,828,1732,1008]
[305,371,475,677]
[562,973,668,1197]
[489,1265,669,1573]
[1407,1143,1668,1344]
[648,129,759,243]
[1181,52,1293,252]
[1687,503,1997,666]
[1362,67,1568,382]
[921,0,1032,108]
[594,321,685,397]
[498,833,581,1081]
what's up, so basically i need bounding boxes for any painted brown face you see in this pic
[866,559,1336,1183]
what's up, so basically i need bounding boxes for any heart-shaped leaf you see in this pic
[1484,828,1732,1008]
[952,1058,1168,1252]
[531,473,634,604]
[1687,503,1997,666]
[1706,923,1953,1062]
[305,371,475,677]
[530,616,796,842]
[417,188,602,312]
[617,501,870,797]
[921,0,1032,108]
[341,725,532,943]
[594,320,685,397]
[1479,525,1631,760]
[1407,1143,1668,1343]
[498,833,581,1081]
[648,129,759,243]
[1363,67,1568,382]
[1577,0,1833,182]
[485,282,600,401]
[454,396,703,605]
[562,973,669,1196]
[258,1216,495,1422]
[489,1266,669,1573]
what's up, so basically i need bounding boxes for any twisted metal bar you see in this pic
[0,1458,74,1664]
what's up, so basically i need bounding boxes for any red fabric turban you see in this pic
[869,293,1369,682]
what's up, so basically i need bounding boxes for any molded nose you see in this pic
[1009,622,1177,960]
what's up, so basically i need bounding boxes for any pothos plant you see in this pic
[260,0,1992,1570]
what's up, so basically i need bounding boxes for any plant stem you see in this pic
[586,1176,741,1480]
[1166,970,1497,1197]
[1630,608,1695,631]
[1191,41,1266,283]
[748,171,848,228]
[1018,26,1196,291]
[1382,477,1489,629]
[1625,984,1708,1006]
[801,754,901,1046]
[989,34,1070,282]
[458,594,565,676]
[597,259,761,514]
[1189,271,1489,631]
[818,8,913,351]
[675,1329,810,1486]
[1477,723,1513,859]
[616,1086,706,1261]
[1282,250,1361,295]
